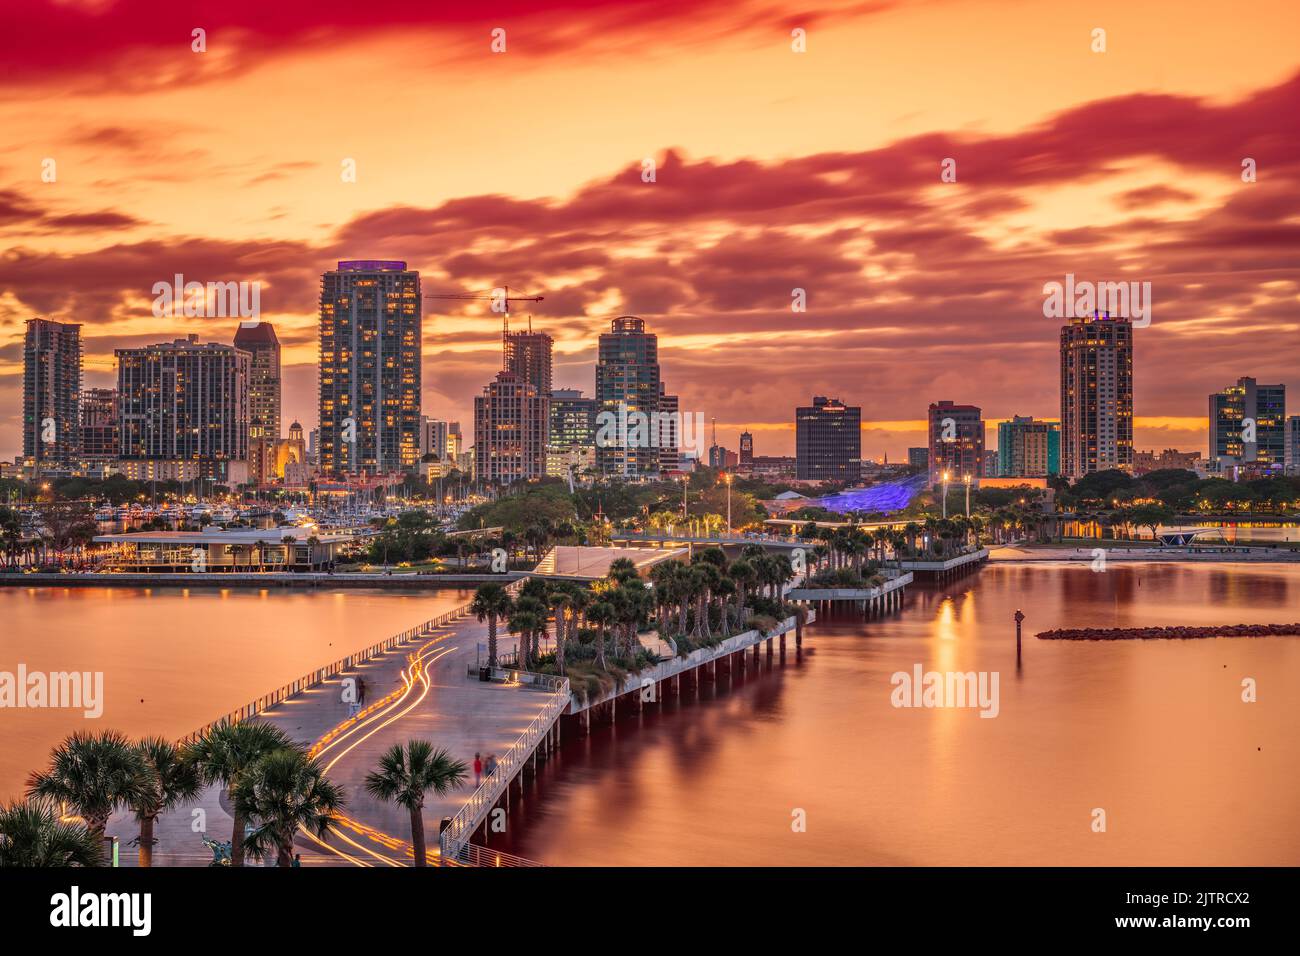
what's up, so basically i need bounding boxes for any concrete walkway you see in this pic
[104,613,556,867]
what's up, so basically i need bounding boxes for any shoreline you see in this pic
[0,570,527,589]
[989,545,1300,564]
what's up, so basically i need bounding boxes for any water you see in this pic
[497,562,1300,865]
[0,586,470,800]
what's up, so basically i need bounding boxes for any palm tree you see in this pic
[253,538,269,571]
[586,600,614,670]
[508,596,546,669]
[127,737,202,867]
[235,749,344,867]
[0,798,103,867]
[364,740,467,867]
[548,588,572,676]
[470,583,513,667]
[184,720,298,866]
[27,730,147,851]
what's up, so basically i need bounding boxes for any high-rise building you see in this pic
[116,335,249,479]
[233,320,281,441]
[595,316,662,478]
[318,260,422,476]
[547,388,597,479]
[997,416,1061,478]
[1285,416,1300,476]
[474,371,547,484]
[739,430,753,466]
[907,447,929,470]
[419,417,463,460]
[1208,377,1285,473]
[795,396,861,481]
[80,387,119,460]
[927,400,985,484]
[658,388,681,473]
[23,318,82,469]
[504,329,553,395]
[1060,312,1134,479]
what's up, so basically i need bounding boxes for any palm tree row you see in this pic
[9,724,466,868]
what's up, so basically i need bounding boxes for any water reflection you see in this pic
[500,562,1300,866]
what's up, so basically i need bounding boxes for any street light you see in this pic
[963,473,972,517]
[722,472,733,534]
[942,471,950,519]
[681,473,689,517]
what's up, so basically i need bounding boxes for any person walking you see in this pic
[356,676,367,707]
[484,754,497,778]
[473,752,483,786]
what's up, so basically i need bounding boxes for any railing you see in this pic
[456,843,544,867]
[438,671,570,862]
[176,600,474,745]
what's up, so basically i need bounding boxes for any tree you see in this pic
[586,600,614,670]
[184,720,298,866]
[128,737,202,868]
[27,730,147,851]
[470,583,513,667]
[364,740,467,866]
[0,798,103,867]
[549,588,572,675]
[235,749,344,867]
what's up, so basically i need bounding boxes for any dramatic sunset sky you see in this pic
[3,0,1298,461]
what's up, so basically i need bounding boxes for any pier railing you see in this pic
[177,579,525,745]
[439,672,570,862]
[176,600,474,745]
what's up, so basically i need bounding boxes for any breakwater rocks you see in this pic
[1037,623,1300,640]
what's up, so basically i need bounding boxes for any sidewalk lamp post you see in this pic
[942,471,950,519]
[681,473,689,517]
[963,473,972,518]
[723,472,733,533]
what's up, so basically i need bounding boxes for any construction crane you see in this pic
[423,286,544,341]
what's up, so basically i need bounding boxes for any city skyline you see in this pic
[3,1,1299,462]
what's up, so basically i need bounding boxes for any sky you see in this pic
[2,0,1298,462]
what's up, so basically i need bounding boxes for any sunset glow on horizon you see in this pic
[4,0,1298,459]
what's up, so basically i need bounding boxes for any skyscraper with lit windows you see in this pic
[1060,313,1133,479]
[318,260,421,476]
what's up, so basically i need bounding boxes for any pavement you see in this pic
[105,613,556,867]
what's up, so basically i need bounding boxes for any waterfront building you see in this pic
[997,416,1061,478]
[23,318,82,470]
[474,371,547,484]
[927,400,984,484]
[907,446,929,470]
[116,334,249,481]
[1208,377,1286,473]
[233,320,281,441]
[595,316,662,478]
[1060,312,1134,479]
[547,387,597,478]
[318,260,422,476]
[92,527,350,571]
[80,386,119,460]
[795,396,861,482]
